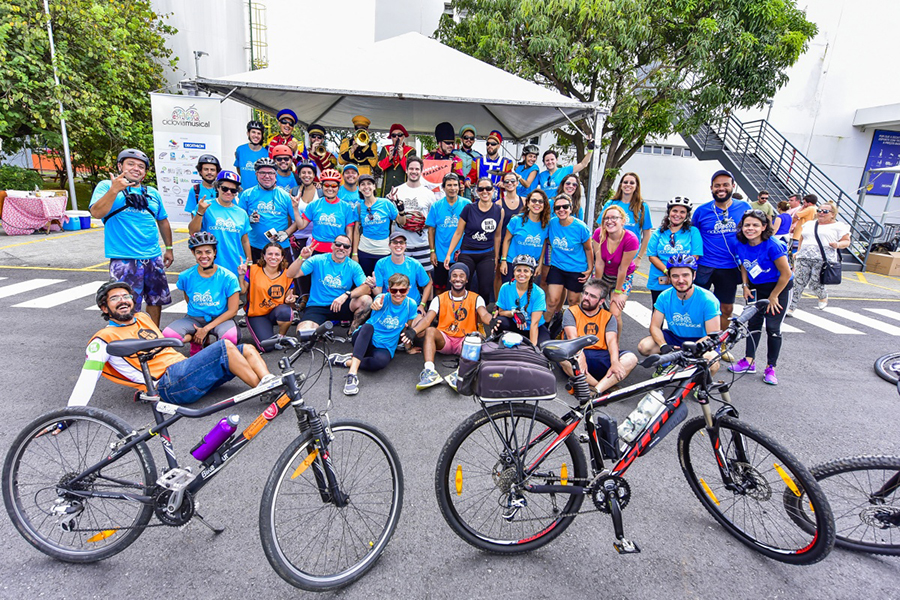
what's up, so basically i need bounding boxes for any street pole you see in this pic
[42,0,77,211]
[585,108,606,228]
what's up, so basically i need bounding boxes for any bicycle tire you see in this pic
[2,406,156,563]
[797,455,900,555]
[435,403,587,554]
[678,415,834,565]
[259,420,403,592]
[874,352,900,384]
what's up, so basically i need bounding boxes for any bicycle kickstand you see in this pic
[605,480,640,555]
[193,513,225,534]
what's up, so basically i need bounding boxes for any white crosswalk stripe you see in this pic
[0,278,64,299]
[731,305,804,333]
[824,306,900,336]
[865,308,900,322]
[789,309,863,334]
[622,302,652,329]
[13,281,107,308]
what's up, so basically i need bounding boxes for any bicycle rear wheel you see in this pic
[2,407,156,563]
[259,420,403,592]
[678,415,834,565]
[874,352,900,384]
[435,403,587,554]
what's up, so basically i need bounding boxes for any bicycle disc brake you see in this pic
[731,461,771,500]
[861,506,900,530]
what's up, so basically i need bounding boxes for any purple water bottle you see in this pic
[191,415,239,461]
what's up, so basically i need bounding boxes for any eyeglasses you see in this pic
[279,119,295,125]
[554,204,571,211]
[528,198,545,204]
[486,142,499,147]
[389,288,409,295]
[462,136,475,141]
[107,294,133,303]
[603,216,622,222]
[390,133,403,138]
[477,186,493,192]
[220,187,238,195]
[257,171,276,177]
[817,209,832,214]
[309,133,324,140]
[333,241,351,249]
[274,157,292,162]
[322,183,339,189]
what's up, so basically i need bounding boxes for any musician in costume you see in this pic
[267,109,304,163]
[376,123,416,196]
[474,130,513,198]
[452,124,481,198]
[424,121,465,179]
[302,123,337,176]
[338,115,378,175]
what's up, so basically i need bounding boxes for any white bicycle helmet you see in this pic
[667,196,692,210]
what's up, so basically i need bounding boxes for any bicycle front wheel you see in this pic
[874,352,900,384]
[259,420,403,592]
[2,407,156,563]
[435,403,587,554]
[678,415,834,565]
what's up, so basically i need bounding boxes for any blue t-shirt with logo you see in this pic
[373,255,430,304]
[275,172,296,193]
[303,198,358,244]
[185,184,218,216]
[506,216,549,263]
[426,197,471,262]
[337,185,362,206]
[300,254,365,307]
[90,180,168,260]
[600,199,652,242]
[537,165,573,198]
[653,286,721,340]
[367,295,418,357]
[199,201,251,278]
[692,199,752,269]
[646,227,704,291]
[176,265,241,322]
[239,186,294,250]
[496,282,547,329]
[548,217,591,272]
[357,198,399,242]
[515,164,540,197]
[233,144,268,188]
[736,237,790,285]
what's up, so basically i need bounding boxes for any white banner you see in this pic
[150,93,222,224]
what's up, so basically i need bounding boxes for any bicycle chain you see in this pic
[498,476,610,522]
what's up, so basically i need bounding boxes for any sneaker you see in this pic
[719,350,736,363]
[728,358,756,374]
[343,373,359,396]
[328,353,353,368]
[817,300,828,310]
[416,368,443,390]
[445,369,460,392]
[258,373,280,387]
[785,309,795,317]
[340,320,351,328]
[764,365,778,385]
[547,311,564,340]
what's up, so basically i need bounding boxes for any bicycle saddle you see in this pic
[540,335,598,362]
[106,338,184,357]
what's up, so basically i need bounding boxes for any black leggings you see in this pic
[247,304,294,350]
[496,316,551,345]
[350,323,393,372]
[746,279,793,367]
[460,251,496,303]
[357,249,387,277]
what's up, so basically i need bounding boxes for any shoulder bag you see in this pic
[814,222,842,285]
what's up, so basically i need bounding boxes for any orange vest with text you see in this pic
[436,290,481,338]
[246,265,293,317]
[92,313,185,388]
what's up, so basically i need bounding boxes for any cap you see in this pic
[389,123,409,137]
[342,164,359,173]
[351,115,371,129]
[711,169,734,183]
[449,262,470,278]
[358,173,376,184]
[389,231,407,242]
[307,123,326,136]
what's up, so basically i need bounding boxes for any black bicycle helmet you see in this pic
[196,154,221,171]
[254,157,277,171]
[247,120,265,133]
[511,254,538,272]
[116,148,150,168]
[187,231,219,250]
[95,280,134,309]
[666,253,698,271]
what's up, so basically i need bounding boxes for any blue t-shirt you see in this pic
[537,165,573,198]
[653,286,721,340]
[548,217,591,272]
[239,186,294,250]
[367,295,418,357]
[425,197,471,262]
[275,172,296,193]
[337,185,362,206]
[646,227,704,291]
[515,164,540,198]
[736,238,790,285]
[600,199,652,242]
[233,144,268,188]
[357,198,398,242]
[506,216,549,263]
[303,198,358,244]
[176,265,241,322]
[373,255,430,304]
[185,184,218,216]
[692,199,752,269]
[300,254,365,307]
[496,282,547,329]
[90,180,168,260]
[199,201,251,278]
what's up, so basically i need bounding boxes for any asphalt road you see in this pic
[0,227,898,599]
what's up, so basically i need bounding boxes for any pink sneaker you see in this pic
[728,358,756,374]
[764,365,778,385]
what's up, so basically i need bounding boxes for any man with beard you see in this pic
[426,173,471,292]
[413,262,492,390]
[241,157,296,262]
[67,280,273,407]
[337,163,361,205]
[452,124,481,198]
[234,120,268,188]
[690,169,750,360]
[185,154,221,215]
[560,278,637,394]
[271,145,297,192]
[388,157,435,273]
[376,123,416,196]
[424,121,465,179]
[473,130,513,197]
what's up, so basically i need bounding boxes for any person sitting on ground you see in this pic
[561,278,638,394]
[493,254,550,346]
[368,231,432,330]
[328,273,419,396]
[162,232,241,356]
[413,262,492,390]
[288,234,372,331]
[68,280,272,407]
[239,242,296,351]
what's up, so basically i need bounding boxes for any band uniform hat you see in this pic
[389,123,409,137]
[307,123,326,136]
[487,130,503,144]
[435,122,455,142]
[459,124,476,137]
[351,115,371,129]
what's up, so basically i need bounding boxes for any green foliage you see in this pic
[0,0,176,186]
[0,164,44,191]
[437,0,817,207]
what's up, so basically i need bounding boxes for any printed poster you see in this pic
[862,129,900,197]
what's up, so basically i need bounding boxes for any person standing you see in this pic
[558,173,586,221]
[388,157,435,274]
[537,144,593,198]
[753,190,776,220]
[600,172,652,267]
[271,145,297,192]
[453,124,481,197]
[234,120,268,188]
[303,123,338,174]
[646,196,702,304]
[545,193,594,323]
[788,200,850,314]
[337,164,361,205]
[426,173,471,292]
[473,130,513,195]
[790,194,819,255]
[185,154,221,215]
[338,115,378,175]
[188,170,251,279]
[268,109,304,161]
[89,148,173,325]
[352,173,405,275]
[592,205,639,328]
[514,144,540,199]
[294,168,358,254]
[376,123,416,196]
[500,189,550,284]
[241,157,296,262]
[424,122,465,179]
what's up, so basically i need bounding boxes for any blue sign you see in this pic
[184,142,207,149]
[862,129,900,196]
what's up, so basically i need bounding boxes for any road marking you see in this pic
[83,261,109,270]
[0,277,6,282]
[789,309,863,335]
[824,306,900,336]
[13,281,107,308]
[731,305,804,333]
[0,278,65,299]
[855,272,868,283]
[623,302,652,328]
[163,301,188,314]
[865,308,900,322]
[0,229,98,250]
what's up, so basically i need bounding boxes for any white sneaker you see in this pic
[327,353,353,367]
[817,300,828,310]
[785,309,795,317]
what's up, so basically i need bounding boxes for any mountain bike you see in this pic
[435,301,835,565]
[2,324,403,592]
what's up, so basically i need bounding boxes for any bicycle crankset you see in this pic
[154,489,195,526]
[592,476,631,513]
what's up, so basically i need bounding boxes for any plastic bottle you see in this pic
[191,415,240,461]
[618,391,666,443]
[461,333,483,362]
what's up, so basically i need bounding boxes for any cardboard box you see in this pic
[865,252,900,276]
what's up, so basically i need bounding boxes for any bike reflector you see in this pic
[456,465,463,496]
[291,449,318,480]
[86,529,119,543]
[774,463,802,497]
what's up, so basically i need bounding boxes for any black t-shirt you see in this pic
[460,202,502,253]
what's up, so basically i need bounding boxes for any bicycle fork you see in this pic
[292,403,349,507]
[698,389,750,494]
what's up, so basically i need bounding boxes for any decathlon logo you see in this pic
[162,105,211,128]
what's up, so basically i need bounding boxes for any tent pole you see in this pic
[585,108,605,228]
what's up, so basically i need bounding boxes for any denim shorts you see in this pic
[157,340,239,404]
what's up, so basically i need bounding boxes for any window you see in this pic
[642,145,653,154]
[652,146,662,154]
[673,148,683,157]
[663,146,673,155]
[683,148,693,157]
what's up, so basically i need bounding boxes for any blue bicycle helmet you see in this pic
[216,170,241,186]
[666,253,698,271]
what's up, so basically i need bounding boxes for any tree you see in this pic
[436,0,817,213]
[0,0,176,186]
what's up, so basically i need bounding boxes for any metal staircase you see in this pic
[682,113,883,269]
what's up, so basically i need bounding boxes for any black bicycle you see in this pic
[2,324,403,592]
[435,302,835,565]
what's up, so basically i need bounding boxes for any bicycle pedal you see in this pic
[157,468,195,492]
[613,538,641,554]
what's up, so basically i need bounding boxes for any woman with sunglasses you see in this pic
[558,174,585,221]
[444,177,505,303]
[352,173,407,276]
[493,254,550,346]
[545,192,593,321]
[646,196,703,304]
[327,273,418,396]
[494,171,525,295]
[514,144,540,198]
[238,242,296,351]
[500,189,550,284]
[600,172,652,271]
[788,200,849,314]
[294,168,358,254]
[731,210,793,385]
[592,205,639,324]
[188,171,251,280]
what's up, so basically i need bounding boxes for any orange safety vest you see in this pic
[436,290,482,338]
[246,265,293,317]
[566,305,612,351]
[92,313,185,389]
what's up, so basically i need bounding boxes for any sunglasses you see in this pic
[462,136,475,141]
[563,181,577,186]
[528,198,545,204]
[309,133,324,140]
[555,204,571,211]
[333,241,351,249]
[107,294,133,303]
[477,186,493,192]
[390,133,404,138]
[743,209,768,220]
[817,209,832,214]
[220,187,238,194]
[279,119,295,125]
[274,157,292,162]
[389,288,409,295]
[504,179,517,184]
[486,142,499,147]
[322,183,339,188]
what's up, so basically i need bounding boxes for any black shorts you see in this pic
[300,302,354,325]
[695,265,741,305]
[546,265,583,293]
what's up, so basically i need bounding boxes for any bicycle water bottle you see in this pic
[191,415,239,461]
[618,391,666,443]
[461,333,482,362]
